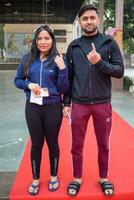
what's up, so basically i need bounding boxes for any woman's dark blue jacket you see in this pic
[14,54,69,104]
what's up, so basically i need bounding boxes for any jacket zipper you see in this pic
[79,45,93,103]
[40,61,43,87]
[89,64,93,104]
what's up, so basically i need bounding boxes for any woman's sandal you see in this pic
[28,183,39,196]
[67,181,81,196]
[99,181,114,196]
[48,177,59,192]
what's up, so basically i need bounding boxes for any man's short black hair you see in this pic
[78,4,98,18]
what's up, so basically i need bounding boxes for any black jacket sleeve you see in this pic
[63,45,74,106]
[94,39,124,78]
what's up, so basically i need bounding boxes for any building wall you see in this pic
[3,23,73,61]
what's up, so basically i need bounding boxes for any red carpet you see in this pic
[10,112,134,200]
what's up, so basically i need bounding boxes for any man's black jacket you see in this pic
[63,32,124,106]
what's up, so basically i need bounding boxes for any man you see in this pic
[63,4,124,197]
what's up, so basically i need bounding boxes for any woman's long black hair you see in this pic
[24,25,58,78]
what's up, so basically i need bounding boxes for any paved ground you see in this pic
[0,71,28,172]
[112,90,134,128]
[0,70,134,199]
[124,68,134,79]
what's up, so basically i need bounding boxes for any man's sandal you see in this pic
[48,177,59,192]
[67,181,81,196]
[99,181,114,196]
[28,183,39,196]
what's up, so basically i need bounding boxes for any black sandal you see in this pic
[100,181,114,196]
[67,181,81,196]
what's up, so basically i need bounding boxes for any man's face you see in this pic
[79,10,100,35]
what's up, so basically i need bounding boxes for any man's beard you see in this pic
[82,26,98,34]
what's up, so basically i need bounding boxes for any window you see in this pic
[54,29,66,43]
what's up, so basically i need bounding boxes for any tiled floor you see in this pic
[0,70,134,199]
[112,90,134,128]
[0,172,16,199]
[0,70,28,172]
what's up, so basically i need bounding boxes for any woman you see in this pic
[14,25,69,195]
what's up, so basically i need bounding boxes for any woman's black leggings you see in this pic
[25,101,63,180]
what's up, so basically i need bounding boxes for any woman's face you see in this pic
[36,30,53,56]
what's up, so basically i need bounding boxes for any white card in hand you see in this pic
[30,91,43,105]
[40,88,49,97]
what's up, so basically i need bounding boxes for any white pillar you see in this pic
[115,0,124,48]
[115,0,124,29]
[112,0,124,91]
[98,0,104,33]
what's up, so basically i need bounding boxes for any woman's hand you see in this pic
[28,83,41,96]
[55,53,65,70]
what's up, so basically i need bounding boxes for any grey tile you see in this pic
[0,171,16,199]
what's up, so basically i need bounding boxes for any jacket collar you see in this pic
[70,32,113,49]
